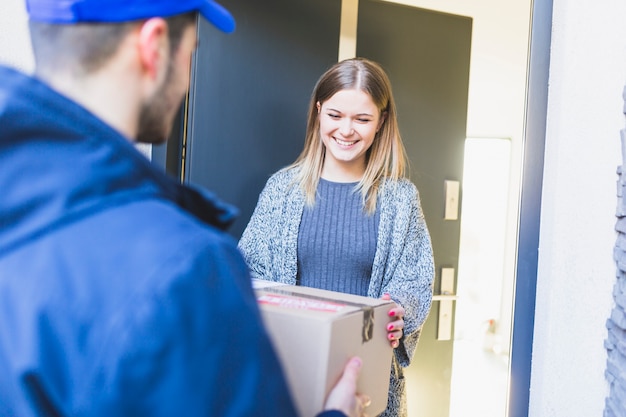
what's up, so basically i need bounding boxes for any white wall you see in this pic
[529,0,626,415]
[0,0,33,71]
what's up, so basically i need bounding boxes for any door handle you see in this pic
[432,294,458,301]
[436,268,456,340]
[434,293,457,341]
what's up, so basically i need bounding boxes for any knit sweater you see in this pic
[238,167,435,417]
[297,178,379,296]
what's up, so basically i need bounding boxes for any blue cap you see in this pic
[26,0,236,33]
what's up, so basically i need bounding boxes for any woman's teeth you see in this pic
[335,138,356,146]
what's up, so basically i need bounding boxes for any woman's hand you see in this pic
[382,293,405,349]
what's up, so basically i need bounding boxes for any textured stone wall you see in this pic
[605,86,626,417]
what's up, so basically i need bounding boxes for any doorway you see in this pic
[168,0,550,414]
[449,137,513,417]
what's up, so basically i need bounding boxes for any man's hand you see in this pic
[324,357,371,417]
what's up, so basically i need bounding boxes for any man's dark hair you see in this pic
[29,12,197,76]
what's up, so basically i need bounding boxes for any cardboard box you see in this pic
[252,279,394,417]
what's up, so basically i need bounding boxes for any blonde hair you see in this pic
[288,57,408,214]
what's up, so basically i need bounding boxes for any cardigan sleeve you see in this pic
[238,174,281,281]
[379,181,435,367]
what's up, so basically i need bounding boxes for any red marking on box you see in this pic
[258,294,347,313]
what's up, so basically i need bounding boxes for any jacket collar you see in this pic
[0,65,237,256]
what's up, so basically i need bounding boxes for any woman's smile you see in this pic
[318,88,381,179]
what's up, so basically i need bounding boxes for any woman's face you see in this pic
[317,88,382,179]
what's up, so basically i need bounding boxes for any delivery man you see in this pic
[0,0,369,416]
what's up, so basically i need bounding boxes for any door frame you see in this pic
[508,0,552,415]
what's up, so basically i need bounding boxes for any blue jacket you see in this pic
[0,66,309,417]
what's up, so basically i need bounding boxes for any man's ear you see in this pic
[136,18,169,81]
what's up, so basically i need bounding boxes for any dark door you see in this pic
[357,2,472,416]
[181,0,342,238]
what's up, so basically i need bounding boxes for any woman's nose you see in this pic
[340,120,354,136]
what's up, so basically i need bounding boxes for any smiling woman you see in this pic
[238,57,435,417]
[286,58,409,214]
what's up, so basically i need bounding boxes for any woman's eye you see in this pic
[327,113,341,119]
[357,118,372,123]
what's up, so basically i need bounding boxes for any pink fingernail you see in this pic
[388,333,394,340]
[388,310,395,317]
[387,324,394,331]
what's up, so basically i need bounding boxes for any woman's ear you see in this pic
[377,111,388,132]
[316,101,321,114]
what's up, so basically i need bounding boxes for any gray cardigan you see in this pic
[238,167,434,416]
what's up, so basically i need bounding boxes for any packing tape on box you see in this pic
[258,287,375,343]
